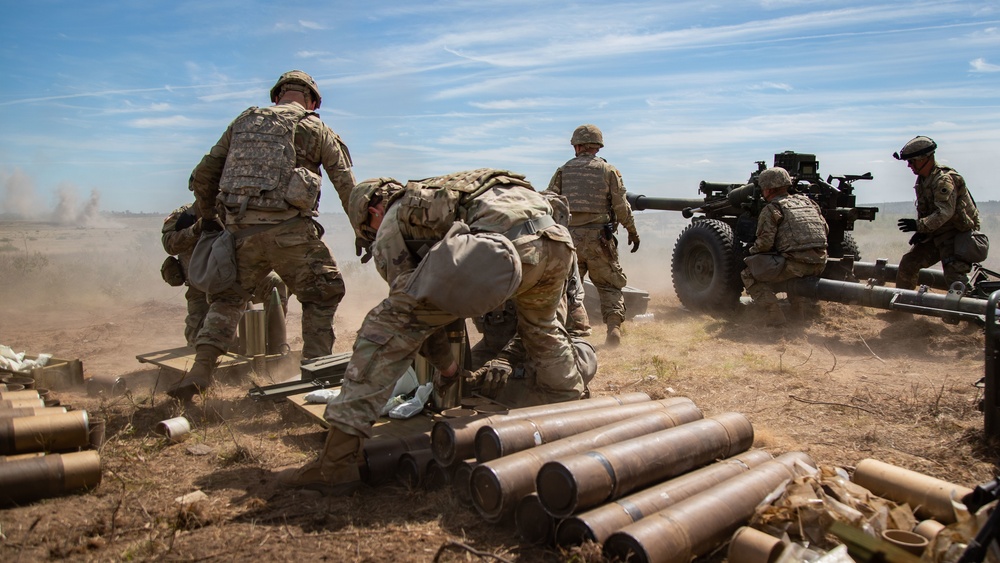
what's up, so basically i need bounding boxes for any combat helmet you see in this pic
[893,136,937,161]
[757,167,792,190]
[571,124,604,147]
[348,177,405,242]
[270,70,323,109]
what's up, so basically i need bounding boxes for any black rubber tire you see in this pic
[671,219,743,312]
[842,233,862,262]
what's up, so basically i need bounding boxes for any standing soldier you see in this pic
[277,169,586,494]
[740,167,829,326]
[547,124,639,347]
[174,70,356,400]
[893,136,984,293]
[161,199,288,349]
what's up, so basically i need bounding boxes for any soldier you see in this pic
[547,124,639,347]
[277,169,586,494]
[740,167,829,326]
[174,70,356,400]
[161,201,289,349]
[893,136,983,292]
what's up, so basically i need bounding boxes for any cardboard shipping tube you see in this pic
[0,398,45,409]
[475,397,699,462]
[727,526,785,563]
[452,459,479,506]
[515,493,557,545]
[602,453,815,563]
[556,450,776,547]
[0,390,41,401]
[536,412,755,518]
[423,459,454,490]
[432,392,652,466]
[0,407,68,419]
[0,410,90,455]
[0,450,102,505]
[471,406,701,523]
[396,448,435,489]
[362,431,431,485]
[853,459,972,524]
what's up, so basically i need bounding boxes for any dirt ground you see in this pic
[0,214,997,562]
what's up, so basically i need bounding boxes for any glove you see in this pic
[433,367,471,395]
[627,231,640,253]
[908,232,928,246]
[200,217,224,233]
[470,359,512,399]
[897,218,918,233]
[355,236,373,264]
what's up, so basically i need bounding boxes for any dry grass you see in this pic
[0,212,998,561]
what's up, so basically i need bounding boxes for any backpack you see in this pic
[218,105,319,216]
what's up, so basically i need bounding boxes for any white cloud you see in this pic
[129,115,202,128]
[970,58,1000,72]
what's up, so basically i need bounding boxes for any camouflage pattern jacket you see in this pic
[914,164,979,235]
[751,193,829,265]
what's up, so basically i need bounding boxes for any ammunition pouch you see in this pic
[955,230,989,264]
[160,255,185,287]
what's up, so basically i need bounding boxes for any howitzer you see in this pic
[627,151,878,311]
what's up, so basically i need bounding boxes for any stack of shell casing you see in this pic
[0,388,102,505]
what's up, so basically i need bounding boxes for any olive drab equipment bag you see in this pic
[187,228,239,295]
[956,230,990,264]
[744,253,787,282]
[218,105,321,217]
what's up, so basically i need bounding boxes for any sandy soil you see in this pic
[0,214,996,562]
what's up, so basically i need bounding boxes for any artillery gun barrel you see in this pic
[626,192,706,212]
[786,277,992,322]
[851,261,949,291]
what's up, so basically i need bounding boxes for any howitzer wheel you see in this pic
[671,219,743,312]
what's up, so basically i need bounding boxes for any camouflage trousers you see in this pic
[324,235,584,438]
[897,231,971,290]
[570,226,627,326]
[195,218,345,359]
[490,336,599,408]
[741,259,825,306]
[183,272,287,348]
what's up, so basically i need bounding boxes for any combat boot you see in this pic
[276,427,363,495]
[167,344,222,401]
[789,298,821,323]
[605,321,622,348]
[764,304,787,327]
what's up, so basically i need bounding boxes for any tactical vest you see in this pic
[395,169,534,240]
[559,156,610,214]
[772,194,828,253]
[917,166,979,232]
[219,104,315,215]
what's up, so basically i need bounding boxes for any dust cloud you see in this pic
[1,167,122,228]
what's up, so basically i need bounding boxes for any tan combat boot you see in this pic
[605,322,622,348]
[167,344,222,401]
[276,427,363,495]
[765,303,787,327]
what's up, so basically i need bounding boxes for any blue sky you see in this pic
[1,0,998,218]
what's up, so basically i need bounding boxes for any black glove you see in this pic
[355,236,373,264]
[897,218,918,233]
[908,232,928,246]
[627,231,640,253]
[470,359,512,399]
[200,217,224,233]
[433,367,472,395]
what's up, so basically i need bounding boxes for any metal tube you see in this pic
[516,493,557,545]
[451,459,479,505]
[431,321,467,411]
[475,397,700,462]
[555,450,777,547]
[266,287,287,355]
[471,407,701,523]
[0,410,90,454]
[362,431,431,485]
[396,448,435,489]
[433,392,652,467]
[244,308,266,357]
[0,450,102,505]
[852,459,972,524]
[602,452,815,563]
[786,277,992,322]
[535,412,755,518]
[851,262,948,289]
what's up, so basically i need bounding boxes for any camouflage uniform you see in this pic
[324,170,584,439]
[161,203,288,348]
[547,154,636,328]
[740,193,828,311]
[190,101,355,359]
[896,165,980,290]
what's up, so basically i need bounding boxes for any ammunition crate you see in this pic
[9,355,84,390]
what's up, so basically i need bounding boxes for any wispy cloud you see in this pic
[971,57,1000,72]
